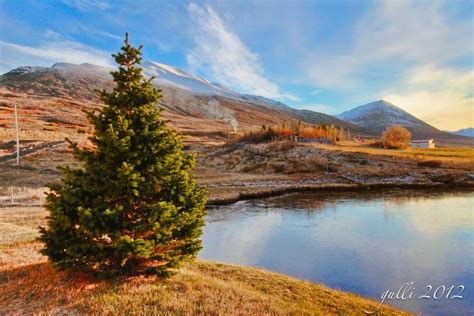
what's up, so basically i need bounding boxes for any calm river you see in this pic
[199,189,474,315]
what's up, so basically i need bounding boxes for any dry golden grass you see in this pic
[0,248,408,315]
[0,206,409,315]
[74,260,408,315]
[0,206,46,246]
[314,142,474,163]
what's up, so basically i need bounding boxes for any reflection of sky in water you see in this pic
[200,190,474,315]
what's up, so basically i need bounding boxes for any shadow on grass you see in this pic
[0,262,106,314]
[0,258,409,315]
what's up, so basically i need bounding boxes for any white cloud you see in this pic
[303,0,472,129]
[94,30,122,41]
[382,65,474,130]
[62,0,109,11]
[305,55,359,89]
[354,0,471,64]
[306,0,472,89]
[0,36,113,73]
[186,3,295,101]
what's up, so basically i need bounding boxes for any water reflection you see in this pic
[200,189,474,315]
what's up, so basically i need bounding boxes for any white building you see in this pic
[411,139,435,148]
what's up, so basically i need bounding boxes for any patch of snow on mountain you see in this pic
[238,94,288,108]
[337,100,425,127]
[9,66,50,75]
[4,60,289,110]
[51,62,113,77]
[142,60,240,98]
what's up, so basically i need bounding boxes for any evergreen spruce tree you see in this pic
[39,34,207,276]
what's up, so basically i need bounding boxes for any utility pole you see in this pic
[14,103,20,165]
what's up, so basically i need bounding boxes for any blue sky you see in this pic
[0,0,472,130]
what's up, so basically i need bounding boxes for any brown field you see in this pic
[1,139,473,205]
[0,206,408,315]
[321,141,474,161]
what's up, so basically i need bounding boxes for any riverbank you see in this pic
[206,181,474,205]
[0,206,408,315]
[196,141,473,204]
[1,140,473,207]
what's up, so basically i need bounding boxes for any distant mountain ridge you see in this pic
[1,62,470,145]
[0,61,371,142]
[448,128,474,138]
[337,100,472,146]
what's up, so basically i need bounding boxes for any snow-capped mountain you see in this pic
[337,100,429,132]
[14,60,280,104]
[4,61,292,108]
[3,62,469,145]
[1,61,371,139]
[51,62,114,77]
[141,60,241,98]
[448,128,474,138]
[336,100,472,144]
[9,63,114,78]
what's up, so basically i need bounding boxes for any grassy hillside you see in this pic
[0,206,408,315]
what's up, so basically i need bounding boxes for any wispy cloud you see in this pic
[186,3,296,101]
[302,0,472,129]
[0,33,112,73]
[354,0,471,64]
[305,0,472,89]
[361,0,474,130]
[62,0,110,11]
[382,65,474,130]
[94,30,122,41]
[310,89,322,96]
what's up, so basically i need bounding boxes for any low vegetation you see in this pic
[417,160,442,168]
[237,121,349,144]
[381,125,412,149]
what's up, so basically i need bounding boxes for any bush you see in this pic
[237,122,344,144]
[418,160,442,168]
[266,141,295,152]
[381,125,411,149]
[238,126,295,144]
[369,140,384,148]
[238,129,278,144]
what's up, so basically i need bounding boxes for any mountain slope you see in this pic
[337,100,472,146]
[142,60,241,98]
[0,62,369,143]
[448,128,474,138]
